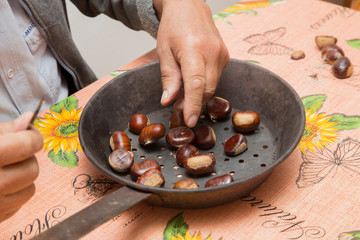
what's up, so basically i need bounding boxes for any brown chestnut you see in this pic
[138,123,166,146]
[193,125,216,150]
[224,134,247,156]
[315,35,337,49]
[206,96,232,121]
[130,159,161,181]
[290,50,305,60]
[110,131,131,151]
[321,44,344,58]
[183,153,216,176]
[166,126,194,148]
[205,174,234,188]
[332,57,353,79]
[323,50,343,65]
[173,178,199,189]
[129,113,150,134]
[108,148,134,173]
[175,144,198,167]
[232,111,260,132]
[136,168,165,187]
[169,110,186,129]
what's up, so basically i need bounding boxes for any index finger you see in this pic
[180,53,206,128]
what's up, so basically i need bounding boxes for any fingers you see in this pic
[0,129,43,166]
[0,112,33,134]
[0,156,39,195]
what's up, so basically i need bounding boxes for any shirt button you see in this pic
[7,68,15,79]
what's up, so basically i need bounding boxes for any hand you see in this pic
[154,0,230,128]
[0,112,43,222]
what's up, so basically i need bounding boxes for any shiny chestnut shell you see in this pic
[321,44,344,58]
[138,123,166,146]
[108,148,134,172]
[130,159,161,181]
[232,111,260,132]
[129,113,150,134]
[224,134,247,156]
[290,50,305,60]
[109,131,131,151]
[136,168,165,187]
[169,110,186,129]
[206,96,232,121]
[332,57,353,79]
[175,144,198,167]
[173,178,199,189]
[193,125,216,150]
[183,153,216,176]
[166,126,195,148]
[315,35,337,49]
[205,174,234,188]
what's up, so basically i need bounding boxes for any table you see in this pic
[2,0,360,239]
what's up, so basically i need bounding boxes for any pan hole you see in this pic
[224,127,229,131]
[211,172,217,176]
[200,115,205,119]
[253,154,259,158]
[254,129,260,133]
[140,156,145,159]
[157,155,163,159]
[224,158,229,162]
[239,159,244,163]
[163,113,169,117]
[177,174,183,178]
[173,165,179,170]
[161,146,166,151]
[263,145,269,149]
[261,164,266,168]
[229,171,235,175]
[160,165,165,168]
[132,148,137,152]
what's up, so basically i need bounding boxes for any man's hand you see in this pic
[0,112,43,222]
[154,0,230,128]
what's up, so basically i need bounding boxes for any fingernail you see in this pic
[188,115,198,128]
[13,112,32,131]
[161,90,168,103]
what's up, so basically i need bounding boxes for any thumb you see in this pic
[0,112,33,134]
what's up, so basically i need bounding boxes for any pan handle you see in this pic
[31,186,152,240]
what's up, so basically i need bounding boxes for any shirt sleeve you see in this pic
[70,0,160,38]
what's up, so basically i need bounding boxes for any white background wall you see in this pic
[66,0,239,78]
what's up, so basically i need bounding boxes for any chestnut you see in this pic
[130,159,161,181]
[193,125,216,150]
[110,131,131,151]
[323,50,343,65]
[205,174,234,188]
[166,126,195,148]
[108,148,134,172]
[136,168,165,187]
[232,111,260,132]
[138,123,166,146]
[321,44,344,58]
[183,153,216,176]
[169,110,186,129]
[332,57,353,79]
[290,50,305,60]
[224,134,247,156]
[173,178,199,189]
[175,144,198,167]
[129,113,150,134]
[206,96,232,121]
[315,35,337,49]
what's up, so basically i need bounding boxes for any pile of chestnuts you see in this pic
[315,35,353,79]
[108,96,261,190]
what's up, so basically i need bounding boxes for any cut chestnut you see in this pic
[173,178,199,189]
[129,113,150,134]
[136,168,165,187]
[193,125,216,150]
[224,134,247,156]
[332,57,353,79]
[232,111,260,132]
[108,149,134,173]
[290,50,305,60]
[139,123,166,146]
[205,174,234,188]
[175,144,198,167]
[166,126,195,148]
[169,110,186,129]
[110,131,131,151]
[130,159,161,181]
[206,96,232,121]
[315,35,337,49]
[183,153,216,176]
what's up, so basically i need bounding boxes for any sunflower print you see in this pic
[171,231,213,240]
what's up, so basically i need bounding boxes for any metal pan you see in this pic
[33,59,305,239]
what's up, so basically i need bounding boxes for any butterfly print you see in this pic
[243,27,293,55]
[296,137,360,188]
